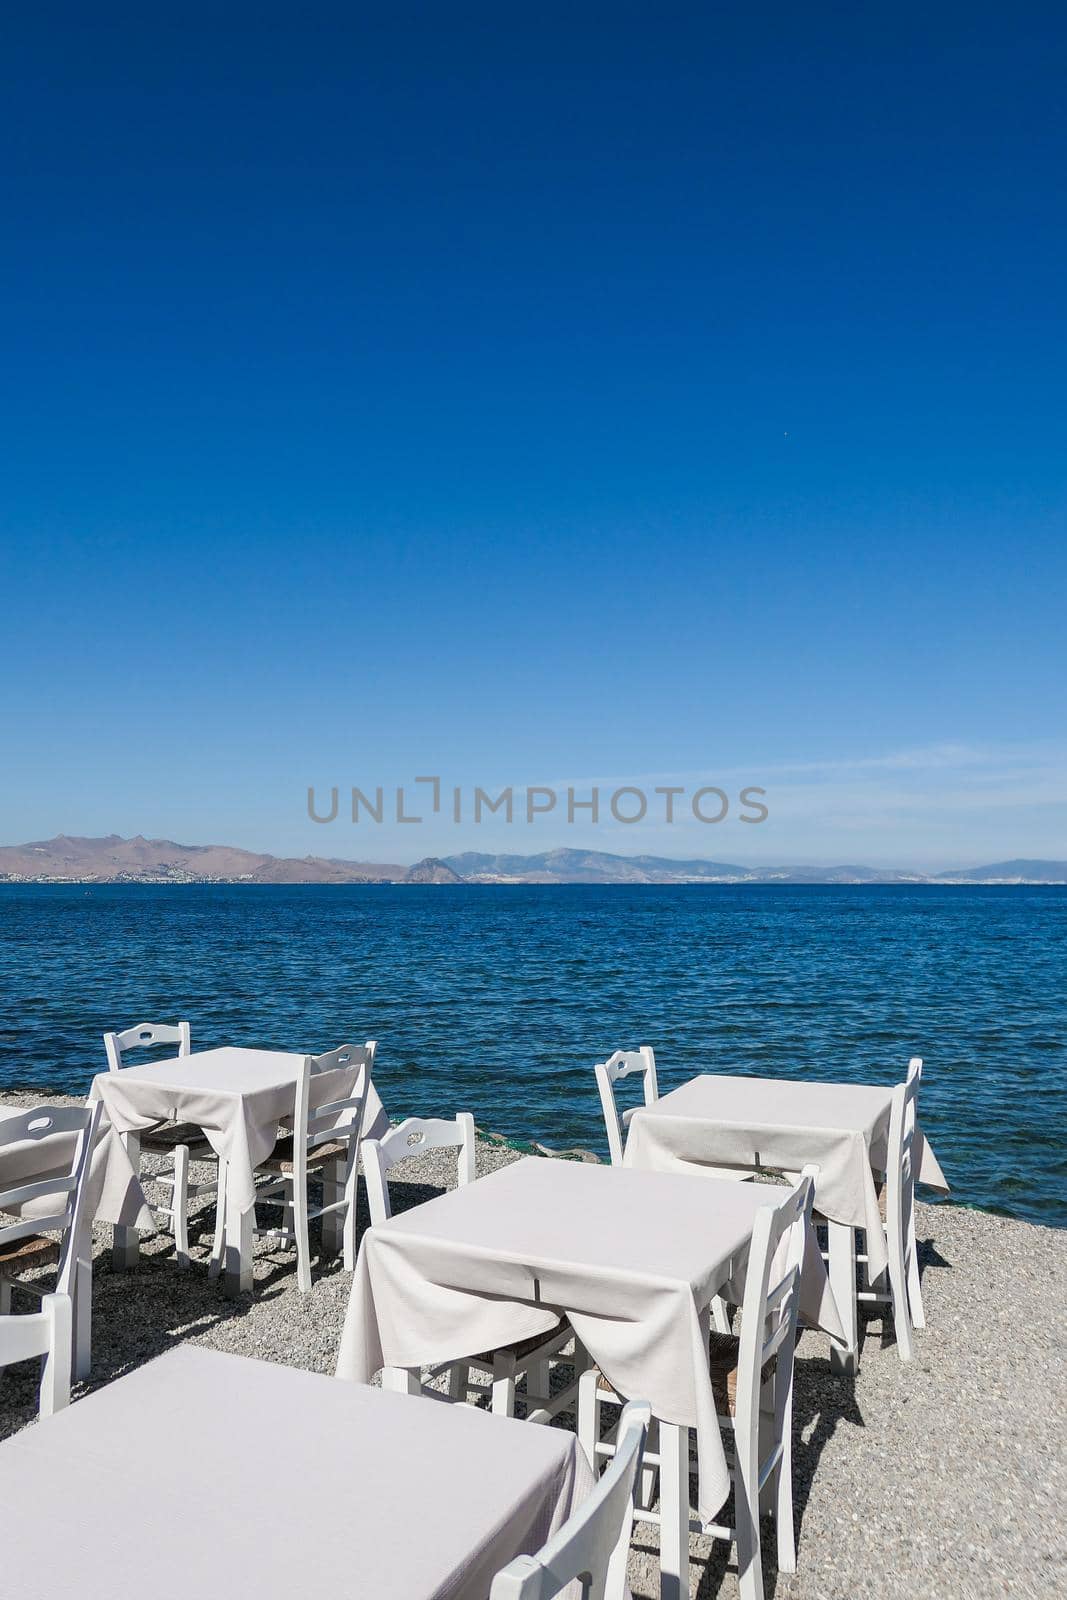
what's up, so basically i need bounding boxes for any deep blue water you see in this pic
[0,883,1063,1226]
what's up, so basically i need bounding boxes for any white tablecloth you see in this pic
[337,1157,844,1527]
[0,1104,151,1229]
[624,1073,949,1279]
[0,1345,592,1600]
[90,1046,388,1214]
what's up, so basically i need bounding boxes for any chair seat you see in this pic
[140,1122,214,1156]
[471,1319,566,1367]
[0,1234,60,1273]
[708,1331,741,1415]
[260,1136,349,1175]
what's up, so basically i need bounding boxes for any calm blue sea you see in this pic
[0,883,1063,1226]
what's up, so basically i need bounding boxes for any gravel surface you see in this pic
[1,1089,1063,1599]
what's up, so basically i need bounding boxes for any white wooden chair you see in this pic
[252,1042,374,1292]
[595,1047,756,1182]
[490,1399,651,1600]
[594,1047,659,1167]
[856,1059,924,1360]
[902,1057,926,1329]
[365,1116,581,1419]
[579,1168,818,1600]
[0,1102,101,1416]
[104,1020,225,1269]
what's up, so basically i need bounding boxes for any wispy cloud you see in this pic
[519,739,1067,866]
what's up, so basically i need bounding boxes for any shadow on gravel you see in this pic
[918,1236,952,1279]
[791,1355,864,1536]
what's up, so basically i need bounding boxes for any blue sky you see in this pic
[1,5,1064,865]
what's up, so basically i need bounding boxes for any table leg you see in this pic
[111,1131,142,1269]
[658,1421,691,1600]
[383,1365,422,1395]
[827,1219,858,1375]
[223,1173,254,1297]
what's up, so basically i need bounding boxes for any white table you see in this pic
[0,1345,593,1600]
[338,1157,844,1597]
[0,1105,151,1378]
[90,1046,389,1293]
[624,1073,949,1372]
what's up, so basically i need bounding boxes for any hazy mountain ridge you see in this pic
[0,834,404,885]
[0,836,1063,885]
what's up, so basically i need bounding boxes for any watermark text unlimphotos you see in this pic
[307,778,768,826]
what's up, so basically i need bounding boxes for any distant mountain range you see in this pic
[0,835,1064,885]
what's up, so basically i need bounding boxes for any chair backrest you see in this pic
[885,1070,920,1251]
[289,1042,376,1185]
[0,1102,102,1297]
[104,1019,191,1071]
[489,1399,651,1600]
[732,1165,818,1491]
[594,1047,658,1167]
[363,1114,476,1225]
[907,1056,923,1086]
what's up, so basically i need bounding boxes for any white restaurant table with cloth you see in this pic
[624,1074,949,1279]
[90,1046,388,1214]
[89,1045,389,1290]
[337,1157,845,1528]
[0,1345,594,1600]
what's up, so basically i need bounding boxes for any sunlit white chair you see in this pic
[252,1042,374,1292]
[594,1047,659,1167]
[0,1102,101,1414]
[365,1115,581,1419]
[490,1398,650,1600]
[104,1020,225,1268]
[579,1168,818,1600]
[901,1056,926,1329]
[595,1047,756,1180]
[856,1058,924,1360]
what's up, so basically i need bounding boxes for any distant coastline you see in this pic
[0,834,1064,886]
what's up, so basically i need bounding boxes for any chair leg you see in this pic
[342,1150,360,1271]
[639,1415,660,1510]
[446,1361,469,1401]
[39,1294,72,1418]
[906,1210,926,1329]
[658,1421,691,1600]
[293,1172,312,1294]
[774,1393,797,1572]
[526,1356,550,1406]
[74,1251,92,1381]
[734,1419,764,1600]
[172,1145,190,1267]
[0,1275,11,1315]
[321,1159,343,1257]
[886,1219,914,1362]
